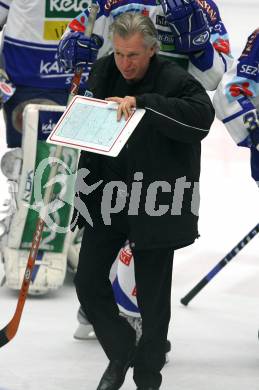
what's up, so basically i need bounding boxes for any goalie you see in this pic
[0,0,102,295]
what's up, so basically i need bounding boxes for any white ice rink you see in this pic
[0,2,259,389]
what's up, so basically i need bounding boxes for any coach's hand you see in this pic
[106,96,136,121]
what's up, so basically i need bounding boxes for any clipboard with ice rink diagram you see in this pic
[46,95,146,157]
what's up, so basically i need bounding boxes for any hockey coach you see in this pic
[72,12,215,390]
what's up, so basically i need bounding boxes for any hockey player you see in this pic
[213,28,259,337]
[0,0,103,294]
[58,0,233,341]
[213,29,259,341]
[213,28,259,187]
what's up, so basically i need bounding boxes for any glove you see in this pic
[57,31,103,72]
[160,0,210,53]
[0,69,16,107]
[243,108,259,150]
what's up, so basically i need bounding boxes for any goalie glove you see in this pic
[160,0,210,53]
[0,69,15,107]
[57,31,103,72]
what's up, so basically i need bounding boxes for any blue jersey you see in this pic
[0,0,88,89]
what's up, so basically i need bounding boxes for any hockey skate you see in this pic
[73,306,96,340]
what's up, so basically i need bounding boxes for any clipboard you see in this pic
[46,95,146,157]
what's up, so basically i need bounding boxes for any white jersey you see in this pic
[0,0,88,89]
[213,28,259,186]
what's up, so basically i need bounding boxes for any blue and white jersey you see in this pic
[68,0,232,91]
[213,28,259,186]
[112,243,140,317]
[0,0,88,89]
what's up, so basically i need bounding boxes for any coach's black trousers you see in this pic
[74,224,174,388]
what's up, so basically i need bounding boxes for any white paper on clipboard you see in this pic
[46,95,146,157]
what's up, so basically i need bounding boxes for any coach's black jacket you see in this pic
[73,53,215,250]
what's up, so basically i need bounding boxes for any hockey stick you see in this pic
[180,223,259,306]
[0,1,99,348]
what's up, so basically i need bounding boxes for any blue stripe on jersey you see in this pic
[0,1,9,10]
[223,108,253,124]
[112,277,139,314]
[222,97,255,124]
[3,41,70,89]
[219,52,227,73]
[4,36,58,50]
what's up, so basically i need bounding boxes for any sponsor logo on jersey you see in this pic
[229,82,253,98]
[104,0,151,13]
[39,57,63,78]
[44,21,69,40]
[213,38,230,54]
[45,0,89,18]
[157,30,174,45]
[119,247,133,266]
[196,0,218,23]
[192,31,210,46]
[240,29,259,59]
[156,15,168,28]
[239,64,259,77]
[104,0,125,12]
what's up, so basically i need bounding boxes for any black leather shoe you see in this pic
[96,359,131,390]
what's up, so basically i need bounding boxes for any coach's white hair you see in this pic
[109,13,160,51]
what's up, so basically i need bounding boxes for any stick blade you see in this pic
[180,297,189,306]
[0,327,10,347]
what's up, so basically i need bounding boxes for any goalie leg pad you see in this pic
[1,104,78,295]
[3,247,67,295]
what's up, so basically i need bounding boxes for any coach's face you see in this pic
[113,32,155,82]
